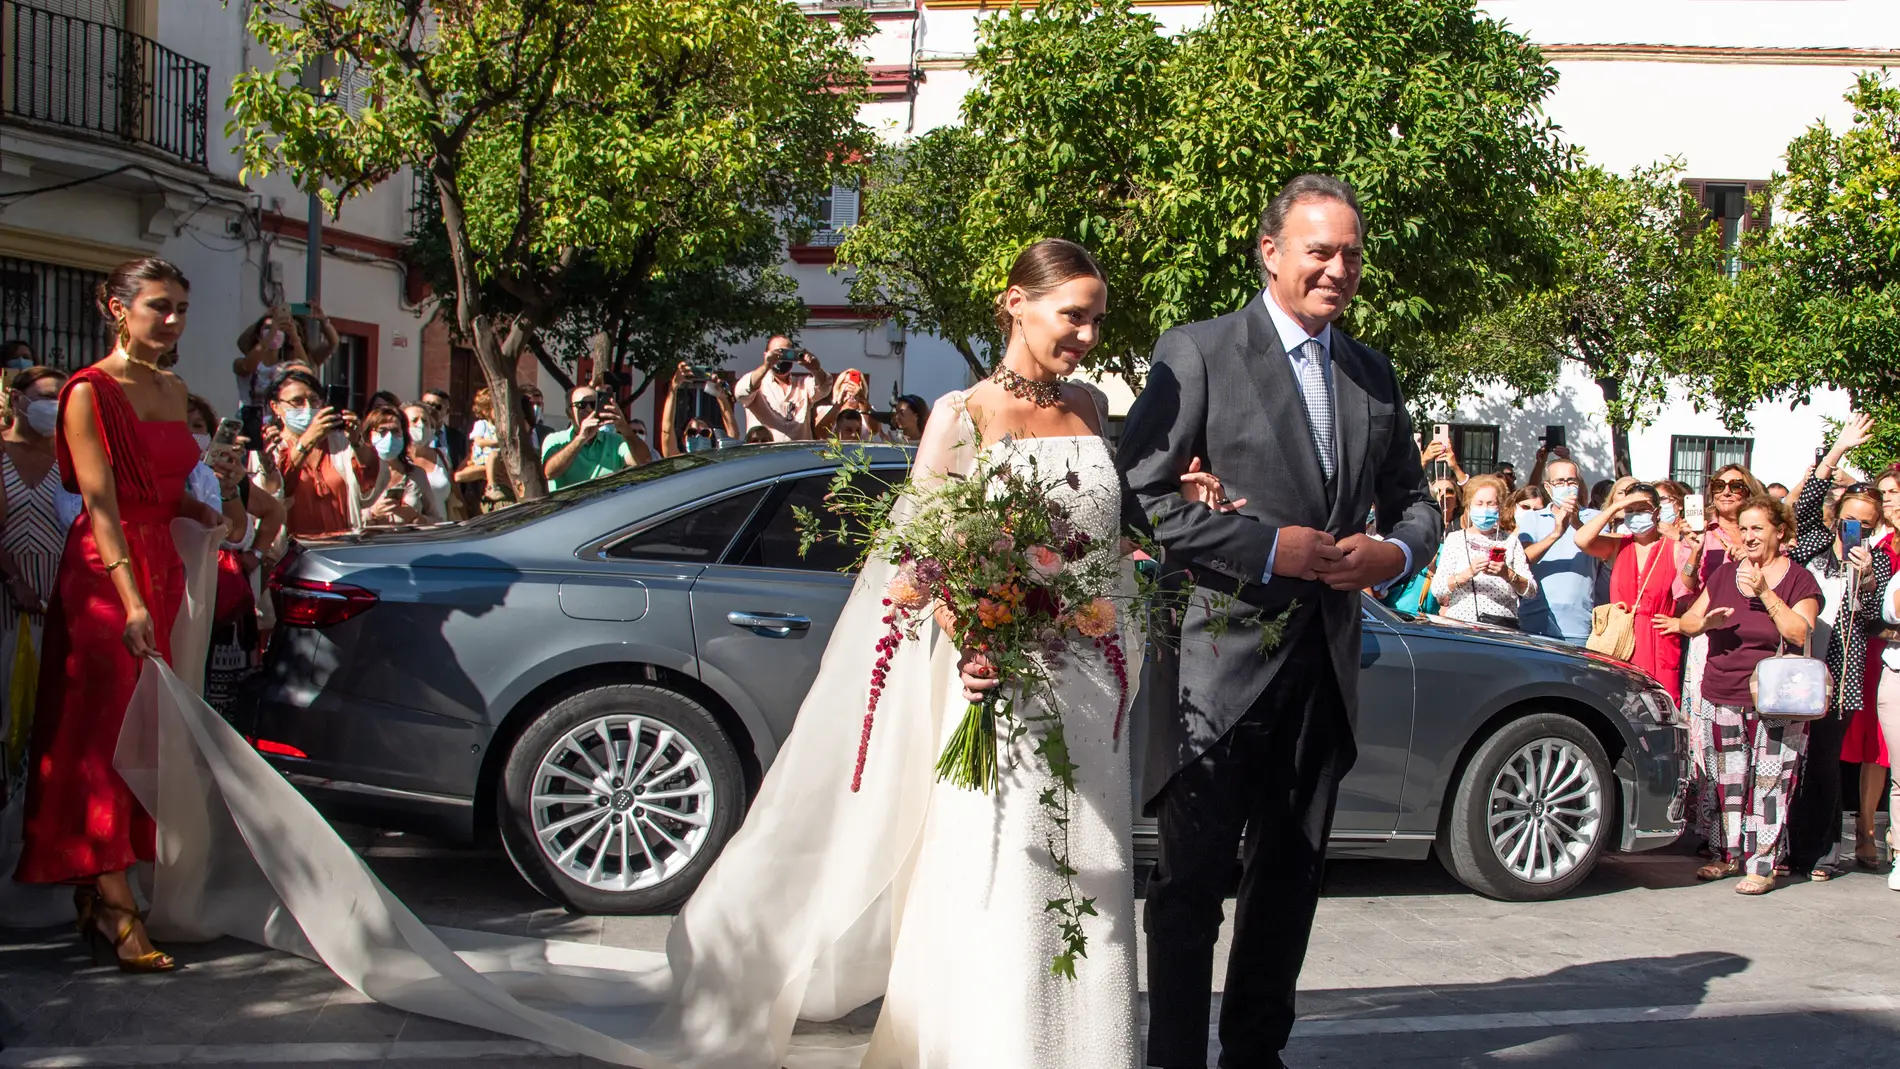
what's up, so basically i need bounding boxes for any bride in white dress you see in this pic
[109,239,1235,1068]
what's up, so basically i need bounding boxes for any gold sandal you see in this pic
[1696,859,1740,881]
[1735,874,1776,896]
[87,902,176,974]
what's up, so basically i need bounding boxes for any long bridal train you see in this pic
[120,500,1141,1068]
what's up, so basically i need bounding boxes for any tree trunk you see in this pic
[430,157,550,500]
[1594,373,1633,478]
[953,337,988,381]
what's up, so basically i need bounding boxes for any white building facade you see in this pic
[748,0,1898,488]
[1,0,1886,481]
[0,0,558,430]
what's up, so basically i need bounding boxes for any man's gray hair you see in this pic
[1255,174,1365,283]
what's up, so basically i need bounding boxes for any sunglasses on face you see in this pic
[1708,479,1750,494]
[686,426,713,438]
[572,398,597,413]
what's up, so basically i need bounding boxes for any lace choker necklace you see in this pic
[990,364,1064,408]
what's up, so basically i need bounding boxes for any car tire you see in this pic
[499,684,745,914]
[1435,712,1613,901]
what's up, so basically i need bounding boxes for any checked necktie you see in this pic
[1293,338,1336,480]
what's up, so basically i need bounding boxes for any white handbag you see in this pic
[1750,640,1834,721]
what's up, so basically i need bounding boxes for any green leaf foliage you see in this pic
[1678,72,1900,438]
[845,0,1570,390]
[229,0,872,494]
[1426,161,1724,475]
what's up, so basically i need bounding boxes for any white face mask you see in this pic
[193,432,213,451]
[23,398,59,437]
[408,421,429,444]
[372,431,404,461]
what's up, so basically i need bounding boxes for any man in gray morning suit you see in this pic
[1118,175,1440,1069]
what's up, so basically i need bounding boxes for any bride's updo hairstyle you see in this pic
[992,238,1105,340]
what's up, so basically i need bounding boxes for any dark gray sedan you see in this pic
[242,443,1682,914]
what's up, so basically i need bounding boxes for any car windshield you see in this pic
[458,453,717,533]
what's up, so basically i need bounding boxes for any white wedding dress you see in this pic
[110,395,1142,1069]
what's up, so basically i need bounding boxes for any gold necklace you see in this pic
[990,364,1064,408]
[120,351,164,373]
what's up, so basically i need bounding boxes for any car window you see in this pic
[733,471,896,573]
[605,487,767,562]
[457,453,718,533]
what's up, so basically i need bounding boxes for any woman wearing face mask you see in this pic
[1429,475,1536,628]
[1781,417,1893,879]
[359,406,434,527]
[659,362,740,456]
[1655,480,1691,540]
[0,367,71,869]
[1575,483,1686,702]
[271,370,379,537]
[1675,495,1823,895]
[403,404,454,522]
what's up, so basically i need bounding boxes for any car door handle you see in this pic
[727,610,812,636]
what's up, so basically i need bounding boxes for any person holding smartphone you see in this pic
[1785,415,1893,880]
[1429,474,1536,628]
[269,369,378,536]
[733,335,830,441]
[1575,483,1688,702]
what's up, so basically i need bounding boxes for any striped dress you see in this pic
[0,447,67,806]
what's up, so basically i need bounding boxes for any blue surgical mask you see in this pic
[1470,505,1500,531]
[372,431,403,461]
[23,399,59,437]
[1625,512,1657,535]
[1550,485,1579,505]
[1659,502,1678,524]
[684,434,713,454]
[281,405,314,434]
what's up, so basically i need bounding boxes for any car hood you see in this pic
[1386,612,1663,691]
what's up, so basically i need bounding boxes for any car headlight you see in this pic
[1633,686,1677,726]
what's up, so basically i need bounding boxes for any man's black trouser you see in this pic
[1144,624,1354,1068]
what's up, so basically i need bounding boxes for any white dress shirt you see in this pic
[1255,291,1413,587]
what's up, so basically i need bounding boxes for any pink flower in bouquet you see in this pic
[1025,544,1064,580]
[885,565,929,610]
[990,533,1016,555]
[1070,597,1117,639]
[913,557,945,585]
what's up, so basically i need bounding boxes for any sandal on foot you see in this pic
[1736,874,1776,896]
[1810,860,1852,882]
[1696,859,1740,881]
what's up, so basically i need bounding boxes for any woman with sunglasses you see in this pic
[1575,482,1687,703]
[1677,462,1767,853]
[1784,416,1893,878]
[1675,493,1823,895]
[1655,480,1692,541]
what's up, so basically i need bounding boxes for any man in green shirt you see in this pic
[541,385,647,490]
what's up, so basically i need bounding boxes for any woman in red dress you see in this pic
[13,258,227,971]
[1575,482,1685,702]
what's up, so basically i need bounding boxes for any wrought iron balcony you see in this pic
[1,0,210,168]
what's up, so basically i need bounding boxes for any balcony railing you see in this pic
[1,0,210,168]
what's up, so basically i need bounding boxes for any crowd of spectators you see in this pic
[1390,422,1900,895]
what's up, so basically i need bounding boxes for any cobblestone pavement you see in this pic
[3,821,1897,1068]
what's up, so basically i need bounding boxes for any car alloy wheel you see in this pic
[530,714,714,893]
[1485,736,1604,884]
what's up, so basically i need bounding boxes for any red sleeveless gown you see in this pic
[14,368,199,884]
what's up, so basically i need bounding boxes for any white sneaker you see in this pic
[1891,862,1900,891]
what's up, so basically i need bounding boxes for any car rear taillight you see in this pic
[253,738,309,759]
[273,576,380,629]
